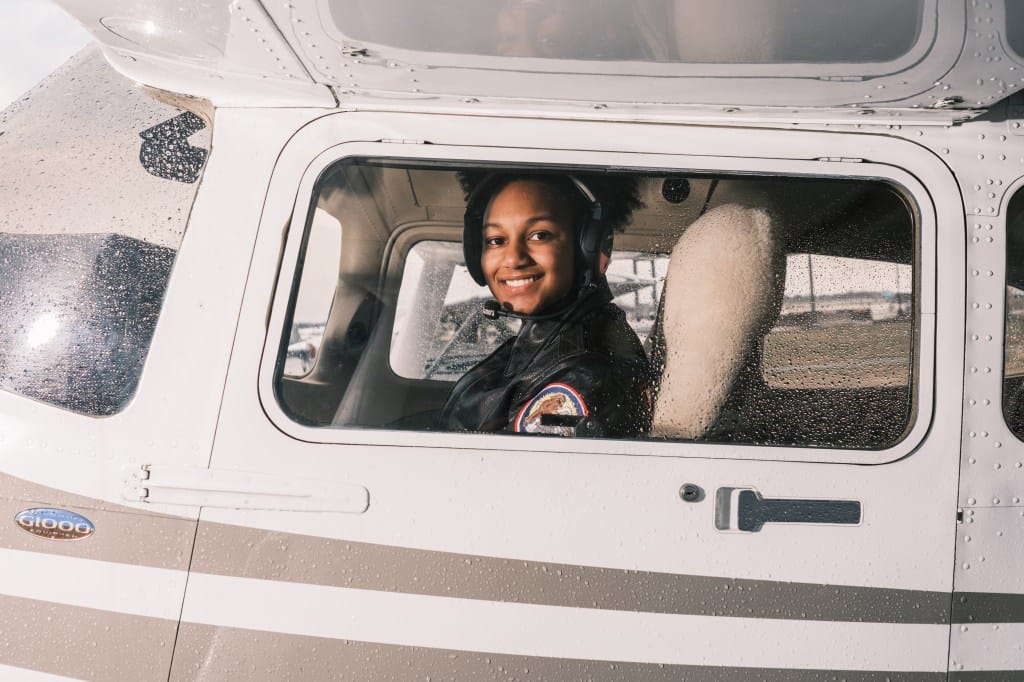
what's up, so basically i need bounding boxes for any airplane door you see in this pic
[170,112,963,680]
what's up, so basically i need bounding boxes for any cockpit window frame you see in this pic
[256,125,945,465]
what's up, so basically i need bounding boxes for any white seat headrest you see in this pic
[651,204,785,439]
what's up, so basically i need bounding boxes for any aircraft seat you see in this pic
[649,204,785,439]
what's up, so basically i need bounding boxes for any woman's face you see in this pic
[496,1,573,58]
[481,179,576,316]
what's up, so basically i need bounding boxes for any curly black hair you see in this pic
[456,170,644,234]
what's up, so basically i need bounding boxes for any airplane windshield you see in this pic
[0,48,209,416]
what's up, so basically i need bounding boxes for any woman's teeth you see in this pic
[504,275,540,289]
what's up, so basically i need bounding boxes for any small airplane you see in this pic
[0,0,1020,679]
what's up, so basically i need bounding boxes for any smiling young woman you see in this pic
[434,172,652,437]
[481,179,577,316]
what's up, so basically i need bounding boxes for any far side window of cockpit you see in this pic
[273,160,917,453]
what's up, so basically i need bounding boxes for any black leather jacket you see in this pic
[436,283,652,437]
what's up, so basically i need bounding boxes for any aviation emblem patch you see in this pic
[514,383,589,434]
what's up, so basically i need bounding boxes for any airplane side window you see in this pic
[389,242,667,382]
[764,255,912,391]
[390,241,516,382]
[1006,2,1024,64]
[282,209,343,377]
[747,254,914,447]
[1002,190,1024,439]
[0,48,209,416]
[274,159,917,451]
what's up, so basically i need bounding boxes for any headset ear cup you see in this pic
[463,175,502,286]
[463,209,486,285]
[577,203,607,286]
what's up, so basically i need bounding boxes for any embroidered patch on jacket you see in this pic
[514,383,589,434]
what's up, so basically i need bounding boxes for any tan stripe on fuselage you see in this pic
[191,521,950,624]
[169,622,947,682]
[0,594,175,681]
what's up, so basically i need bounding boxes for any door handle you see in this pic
[715,487,860,532]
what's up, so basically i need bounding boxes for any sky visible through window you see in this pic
[0,0,90,110]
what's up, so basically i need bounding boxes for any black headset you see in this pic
[463,173,607,291]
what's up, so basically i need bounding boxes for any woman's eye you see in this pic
[484,236,505,247]
[529,231,551,241]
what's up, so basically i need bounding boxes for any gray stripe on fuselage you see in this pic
[953,592,1024,623]
[170,623,946,682]
[192,521,951,624]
